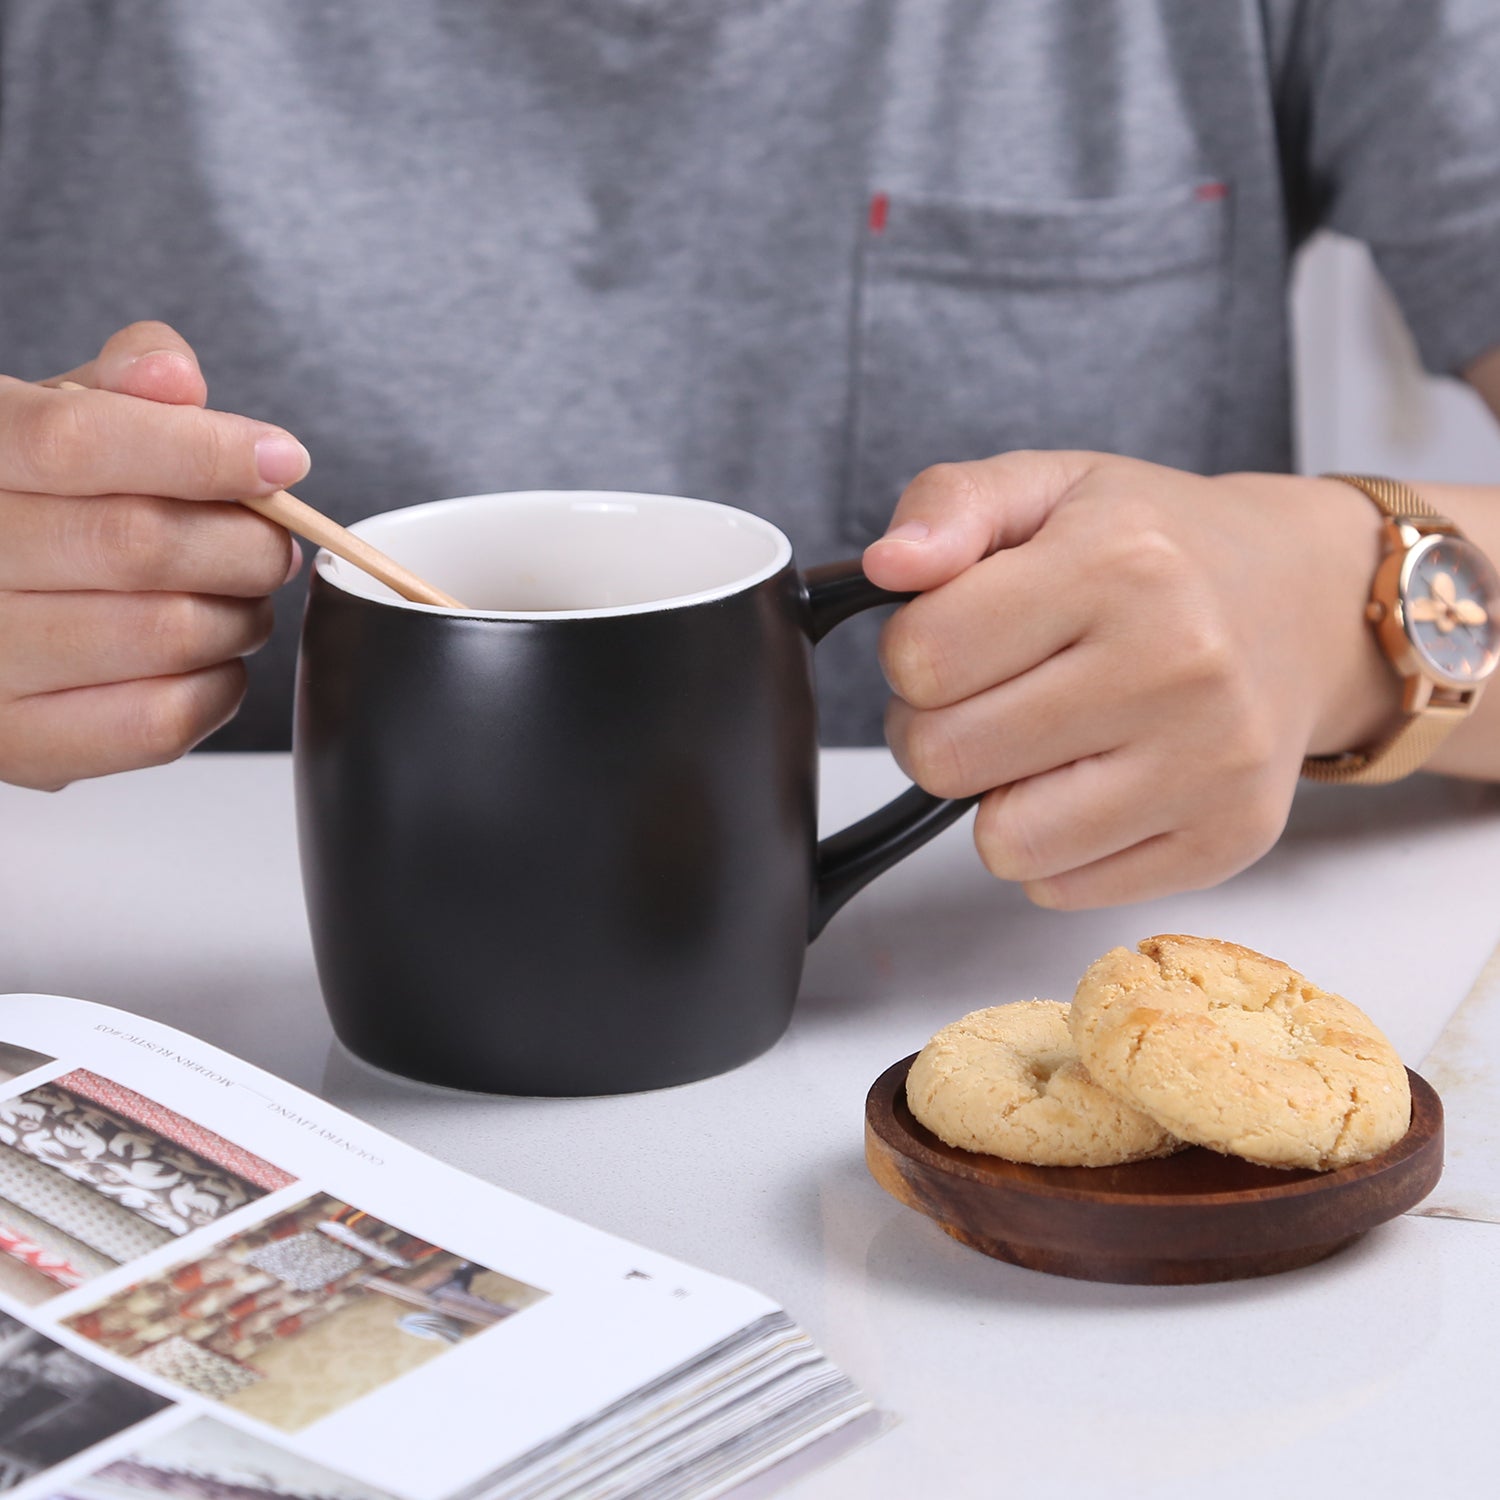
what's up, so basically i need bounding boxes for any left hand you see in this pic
[863,452,1397,909]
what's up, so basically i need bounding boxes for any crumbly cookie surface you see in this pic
[1071,935,1411,1170]
[905,1000,1180,1167]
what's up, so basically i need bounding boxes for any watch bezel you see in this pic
[1389,530,1500,690]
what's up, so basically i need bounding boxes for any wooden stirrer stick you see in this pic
[56,382,467,609]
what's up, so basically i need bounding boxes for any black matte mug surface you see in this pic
[295,538,971,1095]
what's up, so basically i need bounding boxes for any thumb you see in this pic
[862,450,1099,593]
[46,320,208,408]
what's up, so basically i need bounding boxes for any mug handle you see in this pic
[803,558,981,939]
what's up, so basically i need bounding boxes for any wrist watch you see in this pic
[1301,474,1500,785]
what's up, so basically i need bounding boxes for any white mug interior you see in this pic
[316,490,793,618]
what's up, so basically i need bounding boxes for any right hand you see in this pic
[0,322,311,791]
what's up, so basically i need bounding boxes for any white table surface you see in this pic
[4,750,1500,1500]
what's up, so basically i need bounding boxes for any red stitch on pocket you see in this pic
[868,192,889,235]
[1196,181,1229,201]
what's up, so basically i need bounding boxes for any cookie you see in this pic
[1070,935,1411,1170]
[905,1001,1181,1167]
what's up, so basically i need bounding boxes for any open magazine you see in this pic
[0,994,869,1499]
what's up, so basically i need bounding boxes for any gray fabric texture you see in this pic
[1,0,1498,748]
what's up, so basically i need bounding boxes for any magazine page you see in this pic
[0,994,788,1499]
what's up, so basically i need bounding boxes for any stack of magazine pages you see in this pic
[0,994,869,1498]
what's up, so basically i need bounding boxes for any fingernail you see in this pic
[255,433,311,488]
[283,539,304,585]
[123,349,196,378]
[882,520,930,544]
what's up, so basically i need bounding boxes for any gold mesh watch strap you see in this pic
[1299,705,1467,785]
[1300,474,1455,786]
[1321,473,1440,521]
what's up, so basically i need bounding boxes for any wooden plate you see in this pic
[865,1054,1443,1285]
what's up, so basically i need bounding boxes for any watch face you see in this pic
[1400,533,1500,686]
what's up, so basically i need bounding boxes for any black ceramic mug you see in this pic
[294,490,973,1095]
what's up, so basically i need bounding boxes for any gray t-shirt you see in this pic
[2,0,1498,746]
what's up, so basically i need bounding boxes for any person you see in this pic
[1,1,1498,910]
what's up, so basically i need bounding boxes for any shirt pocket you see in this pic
[843,184,1233,541]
